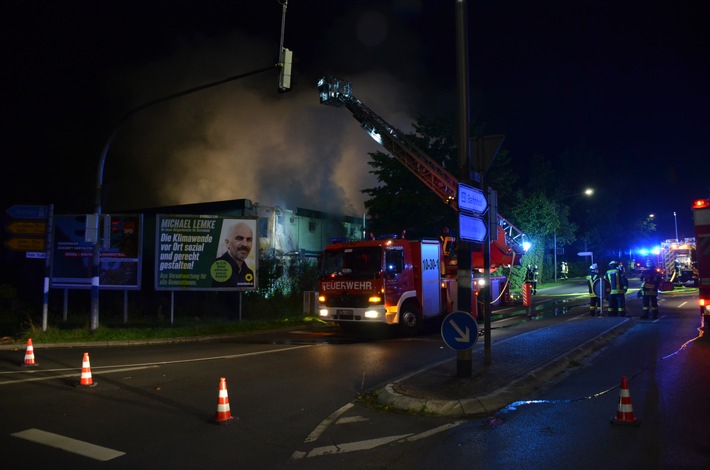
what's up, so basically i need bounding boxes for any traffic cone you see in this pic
[212,377,234,425]
[610,376,640,426]
[22,338,38,366]
[77,352,97,387]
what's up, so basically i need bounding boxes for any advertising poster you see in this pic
[156,215,257,291]
[51,214,142,289]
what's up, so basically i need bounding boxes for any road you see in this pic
[1,280,706,468]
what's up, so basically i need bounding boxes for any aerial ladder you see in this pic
[317,75,525,269]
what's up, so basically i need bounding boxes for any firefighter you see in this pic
[586,263,601,316]
[524,265,534,294]
[640,263,662,319]
[561,261,569,280]
[605,260,628,317]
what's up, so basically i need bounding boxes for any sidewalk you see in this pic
[374,309,633,417]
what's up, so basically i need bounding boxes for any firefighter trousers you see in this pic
[641,295,658,319]
[608,293,626,317]
[588,297,600,316]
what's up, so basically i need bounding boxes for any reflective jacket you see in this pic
[605,268,628,295]
[640,269,662,296]
[586,273,599,298]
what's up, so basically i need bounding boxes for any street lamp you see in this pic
[674,211,678,240]
[554,187,595,282]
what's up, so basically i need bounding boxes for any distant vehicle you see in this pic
[660,238,697,287]
[691,198,710,329]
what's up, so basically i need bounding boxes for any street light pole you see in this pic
[674,211,678,240]
[88,64,279,331]
[553,187,594,283]
[553,229,558,282]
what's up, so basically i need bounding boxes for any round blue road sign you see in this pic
[441,311,479,351]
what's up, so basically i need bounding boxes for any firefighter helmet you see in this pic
[608,260,618,267]
[590,263,598,270]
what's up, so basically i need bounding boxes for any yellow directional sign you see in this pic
[4,238,46,251]
[6,221,47,235]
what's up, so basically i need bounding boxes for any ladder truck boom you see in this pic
[317,75,525,259]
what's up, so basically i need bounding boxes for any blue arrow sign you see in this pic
[458,183,487,214]
[441,311,479,351]
[459,213,487,242]
[6,205,49,220]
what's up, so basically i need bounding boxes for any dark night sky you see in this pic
[2,0,708,243]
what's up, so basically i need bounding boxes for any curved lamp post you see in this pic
[88,65,280,331]
[554,188,594,282]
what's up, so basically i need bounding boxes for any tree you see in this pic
[509,192,559,284]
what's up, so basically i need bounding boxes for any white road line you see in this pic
[0,365,159,386]
[304,434,413,458]
[304,402,354,442]
[12,428,125,461]
[0,344,315,386]
[401,421,466,441]
[336,416,369,424]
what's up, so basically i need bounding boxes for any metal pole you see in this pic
[41,204,55,332]
[554,230,558,282]
[674,211,678,240]
[455,0,472,378]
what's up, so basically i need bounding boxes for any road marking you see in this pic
[12,428,125,461]
[304,402,353,442]
[0,366,158,386]
[0,344,314,386]
[336,416,369,424]
[302,434,413,458]
[402,421,466,441]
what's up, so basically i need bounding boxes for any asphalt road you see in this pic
[1,279,705,468]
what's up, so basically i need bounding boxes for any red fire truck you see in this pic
[691,198,710,329]
[315,77,524,334]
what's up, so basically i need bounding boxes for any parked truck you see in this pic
[315,76,524,334]
[691,198,710,330]
[660,238,697,287]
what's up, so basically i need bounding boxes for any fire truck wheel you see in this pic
[398,304,421,336]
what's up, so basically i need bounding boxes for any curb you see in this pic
[374,317,634,417]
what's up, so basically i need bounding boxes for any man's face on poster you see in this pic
[225,223,253,263]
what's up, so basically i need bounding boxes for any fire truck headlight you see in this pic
[319,309,329,317]
[368,295,382,304]
[364,310,380,319]
[318,295,326,303]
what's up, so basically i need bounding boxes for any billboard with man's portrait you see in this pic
[155,215,258,291]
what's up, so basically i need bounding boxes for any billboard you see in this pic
[156,215,258,291]
[50,214,143,289]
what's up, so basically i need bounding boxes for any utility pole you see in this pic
[455,0,473,378]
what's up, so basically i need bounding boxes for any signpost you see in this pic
[6,205,49,220]
[458,183,488,215]
[577,251,594,265]
[459,213,487,242]
[6,221,47,235]
[4,205,48,253]
[4,238,45,251]
[441,311,479,351]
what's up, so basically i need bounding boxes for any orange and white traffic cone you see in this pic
[77,352,97,387]
[22,338,38,366]
[610,376,639,426]
[212,377,234,425]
